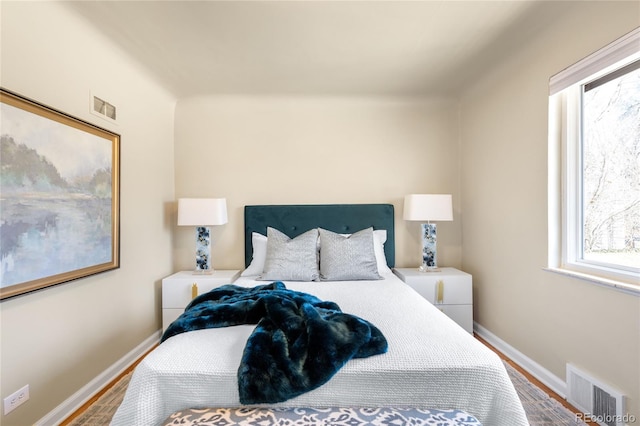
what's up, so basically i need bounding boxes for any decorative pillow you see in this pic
[260,227,319,281]
[337,229,390,274]
[241,232,267,276]
[319,227,381,281]
[243,229,391,277]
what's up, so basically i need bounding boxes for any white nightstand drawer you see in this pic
[162,309,184,330]
[393,267,473,333]
[437,305,473,334]
[162,270,240,332]
[393,267,472,305]
[162,270,240,309]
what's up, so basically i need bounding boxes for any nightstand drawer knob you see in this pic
[192,283,198,299]
[436,280,444,304]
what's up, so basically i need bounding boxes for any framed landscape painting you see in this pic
[0,89,120,300]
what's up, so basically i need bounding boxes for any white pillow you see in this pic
[241,232,267,276]
[372,230,392,274]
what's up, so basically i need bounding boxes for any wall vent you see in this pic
[566,364,625,426]
[92,95,116,121]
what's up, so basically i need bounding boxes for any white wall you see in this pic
[460,1,639,418]
[0,3,176,425]
[172,95,463,272]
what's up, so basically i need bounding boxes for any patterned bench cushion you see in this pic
[162,406,483,425]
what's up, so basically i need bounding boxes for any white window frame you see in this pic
[548,27,640,295]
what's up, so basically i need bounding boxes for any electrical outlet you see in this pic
[3,384,29,415]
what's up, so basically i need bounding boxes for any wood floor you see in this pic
[61,337,598,425]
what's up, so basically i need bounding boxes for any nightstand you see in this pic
[162,270,241,332]
[393,267,473,333]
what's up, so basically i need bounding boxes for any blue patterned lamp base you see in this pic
[194,226,213,274]
[419,223,440,272]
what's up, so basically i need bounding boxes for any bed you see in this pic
[111,204,528,426]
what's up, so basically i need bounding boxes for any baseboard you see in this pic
[36,331,162,426]
[474,322,567,398]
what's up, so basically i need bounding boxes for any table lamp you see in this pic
[178,198,228,274]
[403,194,453,272]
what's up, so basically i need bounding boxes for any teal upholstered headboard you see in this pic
[244,204,395,268]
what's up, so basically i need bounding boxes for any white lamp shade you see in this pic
[177,198,228,226]
[403,194,453,222]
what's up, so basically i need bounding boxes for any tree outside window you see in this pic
[581,64,640,270]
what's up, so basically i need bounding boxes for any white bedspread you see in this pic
[111,272,528,426]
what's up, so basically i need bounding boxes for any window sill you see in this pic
[544,267,640,297]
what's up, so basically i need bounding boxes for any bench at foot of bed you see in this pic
[162,406,482,425]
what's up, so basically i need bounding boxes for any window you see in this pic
[549,28,640,293]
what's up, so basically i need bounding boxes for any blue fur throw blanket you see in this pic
[161,282,388,404]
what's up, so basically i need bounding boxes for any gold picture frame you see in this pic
[0,89,120,300]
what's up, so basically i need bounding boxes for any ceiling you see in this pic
[65,1,573,98]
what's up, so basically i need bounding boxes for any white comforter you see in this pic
[111,272,528,426]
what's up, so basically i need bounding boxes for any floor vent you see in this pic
[566,364,625,426]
